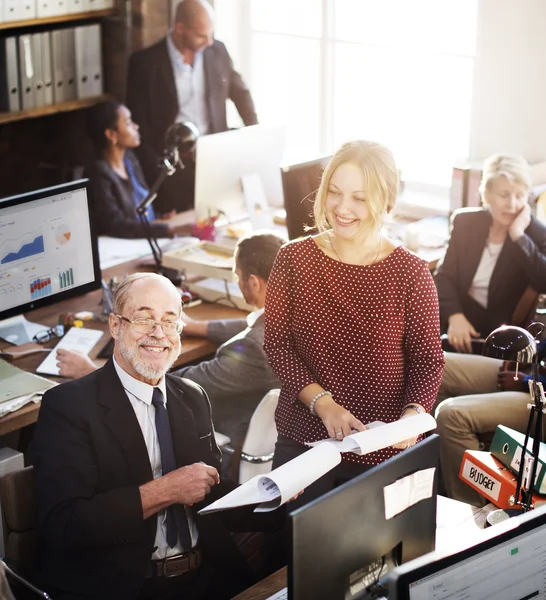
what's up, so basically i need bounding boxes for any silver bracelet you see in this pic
[309,391,331,416]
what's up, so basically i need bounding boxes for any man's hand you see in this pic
[166,463,220,506]
[447,313,481,353]
[497,370,528,393]
[56,349,97,379]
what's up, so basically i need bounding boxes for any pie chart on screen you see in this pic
[55,224,71,245]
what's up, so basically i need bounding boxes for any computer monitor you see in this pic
[194,124,286,225]
[288,435,439,600]
[0,180,101,344]
[281,155,330,240]
[388,503,546,600]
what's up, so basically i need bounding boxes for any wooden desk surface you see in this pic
[0,255,247,437]
[231,569,286,600]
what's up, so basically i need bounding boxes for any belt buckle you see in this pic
[163,553,190,578]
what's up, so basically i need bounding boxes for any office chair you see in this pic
[221,389,280,485]
[0,466,52,599]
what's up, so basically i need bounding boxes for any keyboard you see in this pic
[266,588,287,600]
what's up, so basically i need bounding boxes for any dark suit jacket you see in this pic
[435,208,546,336]
[84,150,171,239]
[32,360,266,600]
[126,38,258,190]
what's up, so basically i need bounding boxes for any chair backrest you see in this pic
[238,389,280,484]
[0,466,37,577]
[512,285,539,328]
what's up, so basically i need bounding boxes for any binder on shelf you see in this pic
[18,35,35,110]
[459,450,546,509]
[3,0,24,22]
[0,0,4,24]
[20,0,36,20]
[36,0,58,19]
[75,24,103,99]
[490,424,546,495]
[51,30,65,104]
[0,36,20,112]
[62,28,77,101]
[68,0,85,14]
[31,33,53,108]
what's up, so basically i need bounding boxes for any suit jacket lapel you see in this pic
[159,38,178,113]
[463,210,491,291]
[203,46,218,131]
[98,360,153,485]
[165,377,202,467]
[489,237,517,302]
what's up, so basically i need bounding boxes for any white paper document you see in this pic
[199,414,436,514]
[307,413,437,455]
[383,467,436,520]
[36,327,104,376]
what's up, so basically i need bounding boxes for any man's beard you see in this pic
[119,334,180,381]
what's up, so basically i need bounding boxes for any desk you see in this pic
[0,257,247,437]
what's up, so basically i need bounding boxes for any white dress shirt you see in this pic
[247,307,264,328]
[468,241,503,309]
[113,358,198,559]
[166,32,210,136]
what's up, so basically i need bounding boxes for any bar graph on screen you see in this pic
[59,268,74,289]
[30,276,52,300]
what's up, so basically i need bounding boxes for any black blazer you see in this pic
[435,208,546,336]
[84,150,171,239]
[126,38,258,188]
[32,360,267,600]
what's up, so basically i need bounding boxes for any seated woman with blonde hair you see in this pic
[435,154,546,353]
[264,140,443,507]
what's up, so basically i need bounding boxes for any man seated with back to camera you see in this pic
[126,0,258,215]
[435,341,546,507]
[85,99,190,239]
[32,272,281,600]
[55,231,284,456]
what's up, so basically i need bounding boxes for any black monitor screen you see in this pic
[0,180,101,337]
[281,156,330,240]
[288,435,439,600]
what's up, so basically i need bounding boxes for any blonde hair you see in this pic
[112,273,180,316]
[479,154,532,197]
[313,140,399,233]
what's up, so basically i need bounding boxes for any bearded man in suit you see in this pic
[33,272,263,600]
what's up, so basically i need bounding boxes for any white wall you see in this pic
[471,0,546,161]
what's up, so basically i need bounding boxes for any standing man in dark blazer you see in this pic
[126,0,258,215]
[33,273,263,600]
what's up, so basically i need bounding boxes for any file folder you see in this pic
[459,450,546,509]
[490,424,546,494]
[20,0,36,19]
[75,24,103,99]
[36,0,58,18]
[51,30,65,104]
[18,35,35,110]
[62,28,77,101]
[3,0,23,22]
[0,36,20,112]
[32,33,53,108]
[68,0,84,14]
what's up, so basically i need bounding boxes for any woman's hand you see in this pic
[509,203,531,241]
[447,313,480,353]
[390,411,419,450]
[313,395,367,439]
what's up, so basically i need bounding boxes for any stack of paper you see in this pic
[0,360,56,418]
[199,413,436,514]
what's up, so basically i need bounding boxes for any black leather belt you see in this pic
[150,548,203,578]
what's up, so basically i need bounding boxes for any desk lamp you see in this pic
[482,322,546,517]
[136,121,200,279]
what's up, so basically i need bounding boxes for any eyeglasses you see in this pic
[115,315,184,335]
[33,324,65,344]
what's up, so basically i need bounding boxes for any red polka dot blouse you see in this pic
[264,236,444,466]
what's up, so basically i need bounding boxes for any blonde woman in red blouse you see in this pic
[264,140,444,505]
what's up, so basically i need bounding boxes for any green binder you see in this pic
[490,425,546,494]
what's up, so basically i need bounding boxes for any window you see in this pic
[215,0,479,187]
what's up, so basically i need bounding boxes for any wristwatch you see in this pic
[403,404,425,415]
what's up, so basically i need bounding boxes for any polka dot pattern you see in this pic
[264,236,444,466]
